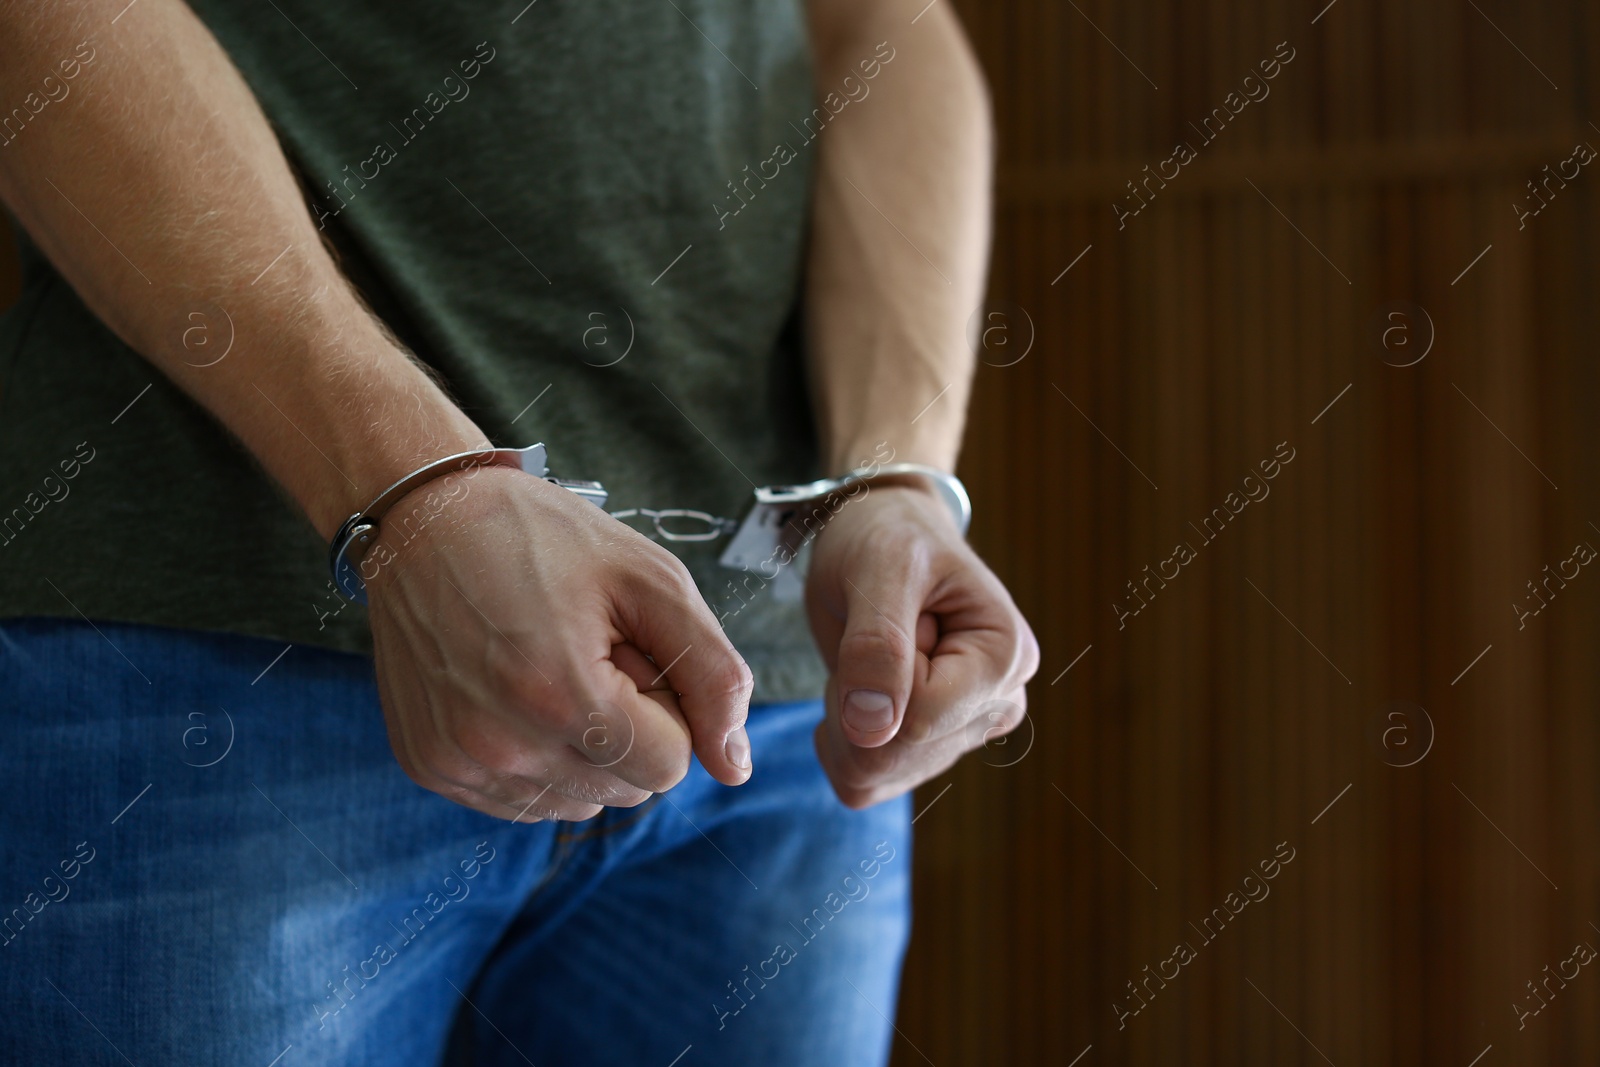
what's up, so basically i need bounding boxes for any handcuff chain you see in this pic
[607,506,740,543]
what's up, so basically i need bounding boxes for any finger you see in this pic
[426,660,661,805]
[958,685,1031,759]
[490,775,605,824]
[816,680,1029,809]
[371,634,556,820]
[830,555,929,748]
[541,683,694,798]
[609,641,694,722]
[617,556,755,787]
[587,641,701,797]
[560,657,698,795]
[900,636,1035,745]
[407,719,612,820]
[388,664,643,814]
[813,714,971,810]
[417,727,613,821]
[469,736,656,809]
[820,687,1029,808]
[402,757,605,823]
[897,578,1038,744]
[462,630,695,797]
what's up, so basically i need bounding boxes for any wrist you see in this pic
[823,434,960,483]
[181,274,491,540]
[357,463,525,598]
[856,477,961,529]
[825,403,960,476]
[823,465,970,540]
[295,353,490,540]
[332,443,611,604]
[822,441,967,533]
[192,337,491,541]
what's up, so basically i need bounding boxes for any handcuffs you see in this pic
[328,443,970,606]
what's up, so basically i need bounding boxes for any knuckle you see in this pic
[514,803,559,824]
[982,702,1027,740]
[435,780,483,811]
[412,748,467,790]
[621,786,654,807]
[550,769,652,808]
[387,739,427,787]
[999,701,1028,731]
[834,747,897,792]
[522,794,599,823]
[1015,624,1042,681]
[707,655,755,705]
[538,690,589,740]
[452,719,525,778]
[831,779,885,811]
[395,757,431,791]
[600,783,654,808]
[507,789,570,823]
[837,788,873,810]
[633,548,695,592]
[425,744,491,790]
[496,665,555,718]
[840,627,914,672]
[639,757,690,796]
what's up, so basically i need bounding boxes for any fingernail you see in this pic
[725,727,752,772]
[843,689,895,733]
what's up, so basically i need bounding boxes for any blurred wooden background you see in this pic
[0,219,13,303]
[4,2,1598,1063]
[906,0,1600,1063]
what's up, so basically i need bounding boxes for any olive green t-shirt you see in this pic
[0,0,832,701]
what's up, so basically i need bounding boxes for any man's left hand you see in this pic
[804,481,1041,808]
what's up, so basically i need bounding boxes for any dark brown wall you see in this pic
[0,215,17,311]
[895,0,1600,1063]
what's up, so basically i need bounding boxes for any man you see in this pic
[0,0,1037,1062]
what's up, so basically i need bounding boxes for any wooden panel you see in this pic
[0,214,17,311]
[896,1,1600,1063]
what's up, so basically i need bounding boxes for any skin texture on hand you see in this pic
[363,466,755,822]
[804,482,1041,808]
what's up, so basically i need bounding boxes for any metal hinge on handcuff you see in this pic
[328,442,970,606]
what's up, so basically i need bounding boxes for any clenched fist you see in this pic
[363,465,755,822]
[805,480,1040,808]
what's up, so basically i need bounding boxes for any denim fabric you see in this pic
[0,618,910,1066]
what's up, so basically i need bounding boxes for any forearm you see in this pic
[802,0,994,475]
[0,0,485,538]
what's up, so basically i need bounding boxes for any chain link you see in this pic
[607,506,740,543]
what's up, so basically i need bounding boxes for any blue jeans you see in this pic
[0,618,911,1065]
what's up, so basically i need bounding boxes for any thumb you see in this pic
[835,572,925,748]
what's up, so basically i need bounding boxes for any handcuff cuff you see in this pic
[328,443,970,606]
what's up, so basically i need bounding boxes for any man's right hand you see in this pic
[363,465,755,822]
[0,2,756,823]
